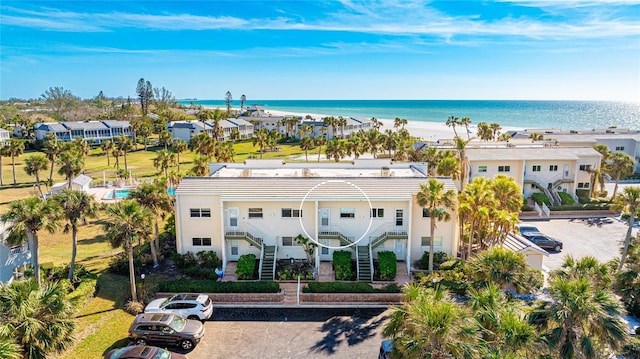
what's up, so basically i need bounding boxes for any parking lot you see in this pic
[185,308,390,359]
[521,217,638,271]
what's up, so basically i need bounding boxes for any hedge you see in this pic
[302,282,401,293]
[333,251,354,280]
[557,192,575,205]
[157,280,280,293]
[236,254,257,280]
[531,192,551,206]
[419,251,450,270]
[377,251,396,281]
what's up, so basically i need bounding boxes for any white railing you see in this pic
[368,243,374,282]
[542,203,551,217]
[534,202,542,217]
[272,246,278,280]
[258,246,264,280]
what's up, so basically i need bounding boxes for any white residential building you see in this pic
[174,159,459,281]
[0,128,10,146]
[0,221,33,284]
[34,120,133,143]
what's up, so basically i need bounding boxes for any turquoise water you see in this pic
[179,100,640,131]
[105,187,176,200]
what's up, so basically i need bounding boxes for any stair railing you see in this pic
[368,243,374,282]
[271,245,278,280]
[258,245,265,280]
[355,247,361,282]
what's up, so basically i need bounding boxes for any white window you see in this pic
[578,182,590,189]
[616,146,625,151]
[248,208,263,218]
[190,208,211,218]
[549,165,558,171]
[281,208,302,218]
[532,165,541,172]
[498,165,511,172]
[421,236,443,247]
[478,166,487,173]
[9,246,21,255]
[579,164,592,171]
[282,236,300,246]
[370,208,384,218]
[340,208,355,218]
[192,238,212,246]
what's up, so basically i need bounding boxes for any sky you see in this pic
[1,0,639,101]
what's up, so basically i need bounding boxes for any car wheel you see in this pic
[180,339,194,350]
[554,245,561,252]
[134,338,146,346]
[187,315,199,320]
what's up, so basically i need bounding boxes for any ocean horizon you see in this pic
[178,99,640,131]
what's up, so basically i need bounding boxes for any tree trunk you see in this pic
[612,173,621,198]
[29,231,41,286]
[128,243,138,302]
[106,152,110,167]
[305,150,308,162]
[429,216,436,273]
[124,151,128,172]
[144,137,148,151]
[49,160,55,182]
[150,219,159,268]
[0,155,3,186]
[35,172,43,198]
[11,155,17,185]
[177,154,181,173]
[619,215,635,270]
[69,227,77,282]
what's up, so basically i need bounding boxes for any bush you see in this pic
[125,300,144,315]
[185,266,218,280]
[236,254,257,280]
[197,250,221,269]
[575,189,590,203]
[557,192,575,205]
[108,252,153,276]
[377,251,396,281]
[374,283,402,293]
[531,192,551,206]
[303,282,373,293]
[333,251,354,280]
[439,259,463,271]
[67,278,97,308]
[172,252,198,269]
[419,251,450,270]
[158,280,280,293]
[622,336,640,359]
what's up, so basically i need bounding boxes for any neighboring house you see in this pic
[167,121,214,143]
[34,120,133,143]
[175,159,459,281]
[501,233,548,271]
[240,115,287,135]
[226,118,254,139]
[0,128,10,146]
[0,221,33,284]
[50,174,92,195]
[465,146,601,203]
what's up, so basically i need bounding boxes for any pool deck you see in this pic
[87,186,137,202]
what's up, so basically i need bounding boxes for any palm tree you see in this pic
[365,129,381,159]
[153,149,176,178]
[171,139,188,172]
[459,117,472,139]
[416,178,456,273]
[191,155,209,176]
[0,143,11,186]
[0,339,21,359]
[240,94,246,113]
[382,129,398,157]
[103,200,153,302]
[189,132,215,159]
[43,134,61,183]
[315,133,327,162]
[100,139,114,167]
[612,186,640,269]
[459,177,495,258]
[529,274,628,358]
[267,129,280,152]
[129,180,174,268]
[393,117,408,131]
[467,247,536,293]
[138,122,152,151]
[1,197,60,286]
[158,130,173,150]
[112,147,122,170]
[322,116,338,139]
[72,137,90,158]
[51,189,98,282]
[337,116,347,139]
[383,285,478,358]
[325,139,346,162]
[445,115,460,138]
[608,152,635,198]
[117,135,133,172]
[23,154,49,197]
[476,122,492,141]
[252,128,269,159]
[489,123,502,141]
[454,136,471,190]
[8,139,24,185]
[0,279,75,358]
[299,136,314,162]
[56,148,84,189]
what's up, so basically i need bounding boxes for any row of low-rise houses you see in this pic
[34,120,134,143]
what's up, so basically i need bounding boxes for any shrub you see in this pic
[158,280,280,293]
[197,250,221,269]
[377,251,396,281]
[557,192,575,205]
[333,251,354,280]
[303,282,374,293]
[172,252,198,269]
[184,266,218,280]
[531,192,551,206]
[374,283,401,293]
[236,254,257,280]
[575,189,590,203]
[67,278,97,308]
[125,300,144,315]
[439,259,463,271]
[622,336,640,359]
[419,251,450,270]
[108,253,151,276]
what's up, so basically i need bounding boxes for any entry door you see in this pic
[394,240,405,259]
[319,208,330,229]
[229,240,240,260]
[395,209,404,228]
[563,164,570,178]
[320,240,331,261]
[228,208,239,230]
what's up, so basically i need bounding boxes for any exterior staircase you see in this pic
[357,245,373,282]
[225,230,263,249]
[370,230,408,249]
[260,245,276,280]
[318,230,354,247]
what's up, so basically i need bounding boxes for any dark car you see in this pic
[128,313,205,350]
[104,345,187,359]
[522,232,563,252]
[517,224,541,235]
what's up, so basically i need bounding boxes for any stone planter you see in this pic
[300,292,402,304]
[156,291,284,303]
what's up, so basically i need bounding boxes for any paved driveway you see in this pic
[521,217,638,272]
[186,308,390,359]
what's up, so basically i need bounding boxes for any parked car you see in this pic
[104,345,187,359]
[522,232,563,252]
[378,339,394,359]
[517,224,541,235]
[145,293,213,321]
[128,313,205,350]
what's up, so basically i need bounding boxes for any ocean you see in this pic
[178,100,640,131]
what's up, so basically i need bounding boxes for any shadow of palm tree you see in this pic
[310,311,388,354]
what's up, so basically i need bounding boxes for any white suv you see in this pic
[145,293,214,321]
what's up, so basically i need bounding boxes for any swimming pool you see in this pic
[103,187,176,200]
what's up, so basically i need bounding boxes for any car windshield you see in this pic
[168,315,186,331]
[151,348,171,359]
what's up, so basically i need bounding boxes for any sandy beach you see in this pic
[262,108,522,142]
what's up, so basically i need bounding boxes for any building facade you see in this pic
[34,120,133,144]
[0,221,33,284]
[174,160,459,281]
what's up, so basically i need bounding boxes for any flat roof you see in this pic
[466,146,601,161]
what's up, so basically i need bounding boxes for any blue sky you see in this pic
[1,1,639,101]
